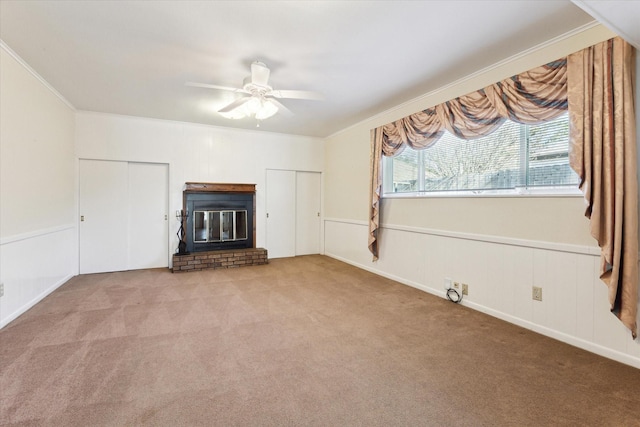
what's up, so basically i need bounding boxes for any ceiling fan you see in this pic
[186,61,323,121]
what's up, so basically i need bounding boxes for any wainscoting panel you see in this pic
[323,218,640,368]
[377,227,426,287]
[592,268,630,355]
[575,256,596,342]
[324,219,373,268]
[499,244,534,321]
[0,225,76,328]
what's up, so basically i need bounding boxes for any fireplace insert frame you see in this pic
[182,182,256,253]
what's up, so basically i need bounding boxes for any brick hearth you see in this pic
[172,248,268,273]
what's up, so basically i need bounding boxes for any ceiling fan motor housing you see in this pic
[242,77,271,97]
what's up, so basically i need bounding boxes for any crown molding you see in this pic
[1,39,75,111]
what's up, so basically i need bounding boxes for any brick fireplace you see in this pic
[172,182,268,272]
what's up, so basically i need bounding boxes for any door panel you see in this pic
[266,169,296,258]
[296,172,321,255]
[79,160,128,274]
[128,163,169,269]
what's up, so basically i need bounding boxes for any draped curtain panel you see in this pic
[369,128,383,260]
[368,36,637,337]
[567,37,638,338]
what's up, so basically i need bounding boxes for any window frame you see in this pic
[381,115,582,199]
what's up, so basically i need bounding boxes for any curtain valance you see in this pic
[368,37,638,337]
[379,59,568,157]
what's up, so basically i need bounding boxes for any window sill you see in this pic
[382,187,583,199]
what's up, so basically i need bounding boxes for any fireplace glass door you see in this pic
[193,210,247,243]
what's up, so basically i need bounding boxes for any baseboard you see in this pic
[461,299,640,369]
[0,274,74,329]
[323,251,640,369]
[324,252,447,299]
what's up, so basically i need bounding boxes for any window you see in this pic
[383,113,579,196]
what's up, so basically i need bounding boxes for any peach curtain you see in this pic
[567,37,638,338]
[369,128,384,260]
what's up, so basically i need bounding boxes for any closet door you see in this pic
[79,160,169,274]
[128,162,169,269]
[266,169,296,258]
[79,160,129,274]
[296,171,321,255]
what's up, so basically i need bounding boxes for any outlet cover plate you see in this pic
[532,286,542,301]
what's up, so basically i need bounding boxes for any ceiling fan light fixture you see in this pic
[218,97,278,121]
[255,99,278,120]
[244,97,262,115]
[218,108,247,120]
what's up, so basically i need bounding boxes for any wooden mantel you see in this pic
[184,182,256,194]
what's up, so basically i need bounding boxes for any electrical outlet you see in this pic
[532,286,542,301]
[462,283,469,296]
[453,282,461,292]
[0,283,4,297]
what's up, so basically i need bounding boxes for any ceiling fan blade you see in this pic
[269,89,324,101]
[251,61,271,86]
[218,97,252,113]
[185,82,249,94]
[267,98,294,117]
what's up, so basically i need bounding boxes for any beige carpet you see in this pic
[1,255,639,426]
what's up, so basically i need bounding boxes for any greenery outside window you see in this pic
[382,113,579,196]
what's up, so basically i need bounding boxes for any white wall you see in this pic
[323,24,640,367]
[0,44,77,327]
[75,111,324,263]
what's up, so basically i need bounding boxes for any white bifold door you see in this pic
[79,160,169,274]
[266,169,321,258]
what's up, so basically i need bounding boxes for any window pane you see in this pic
[235,210,248,240]
[221,211,233,241]
[526,114,578,187]
[210,212,221,241]
[194,211,207,242]
[422,120,520,191]
[391,148,419,192]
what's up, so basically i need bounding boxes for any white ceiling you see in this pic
[0,0,629,138]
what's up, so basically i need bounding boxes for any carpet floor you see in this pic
[1,255,640,426]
